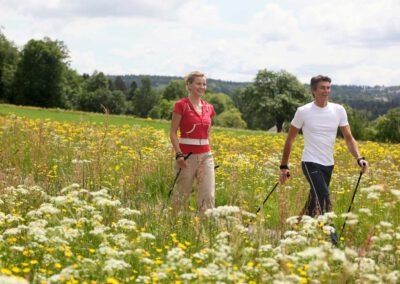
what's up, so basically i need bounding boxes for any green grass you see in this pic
[0,103,271,137]
[0,104,170,131]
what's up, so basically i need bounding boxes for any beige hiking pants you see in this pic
[171,152,215,214]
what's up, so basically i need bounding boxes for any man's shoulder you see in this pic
[298,102,314,111]
[328,102,346,111]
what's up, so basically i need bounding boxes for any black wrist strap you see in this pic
[175,152,184,160]
[357,157,366,166]
[280,165,289,170]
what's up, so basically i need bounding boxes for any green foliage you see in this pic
[77,71,127,114]
[126,81,138,101]
[239,69,311,132]
[204,92,234,115]
[149,99,175,120]
[114,75,127,94]
[162,79,186,101]
[83,71,109,92]
[214,109,247,129]
[330,85,400,119]
[11,38,69,108]
[132,76,160,117]
[0,32,19,102]
[62,68,83,109]
[374,107,400,142]
[77,89,126,114]
[340,105,372,140]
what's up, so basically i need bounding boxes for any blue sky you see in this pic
[1,0,400,85]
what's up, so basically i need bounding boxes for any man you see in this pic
[279,75,368,244]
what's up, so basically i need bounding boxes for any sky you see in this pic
[1,0,400,86]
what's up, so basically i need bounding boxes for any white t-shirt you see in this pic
[291,102,349,166]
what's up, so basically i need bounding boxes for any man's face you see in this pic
[313,81,331,105]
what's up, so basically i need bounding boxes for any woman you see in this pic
[169,71,216,215]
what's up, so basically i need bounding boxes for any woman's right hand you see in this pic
[177,157,187,168]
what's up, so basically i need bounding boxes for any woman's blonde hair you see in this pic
[184,71,205,85]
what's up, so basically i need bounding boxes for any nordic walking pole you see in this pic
[255,172,290,214]
[339,166,365,239]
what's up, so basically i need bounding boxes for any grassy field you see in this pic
[0,104,399,283]
[0,104,170,131]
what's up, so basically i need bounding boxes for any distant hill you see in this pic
[109,74,400,119]
[329,85,400,119]
[108,74,250,96]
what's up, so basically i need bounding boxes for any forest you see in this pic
[1,32,400,142]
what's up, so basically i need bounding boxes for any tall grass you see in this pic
[0,113,399,283]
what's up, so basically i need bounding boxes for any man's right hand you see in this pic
[279,169,290,184]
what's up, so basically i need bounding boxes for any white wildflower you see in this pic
[60,218,77,226]
[71,159,92,164]
[280,235,308,246]
[297,247,326,259]
[39,203,61,215]
[283,231,298,238]
[322,225,336,235]
[357,257,376,273]
[360,185,383,193]
[358,208,372,215]
[379,221,393,228]
[93,197,121,207]
[117,207,141,216]
[286,216,300,225]
[344,247,358,259]
[367,192,380,199]
[51,196,69,206]
[317,212,337,223]
[135,275,150,283]
[112,233,129,247]
[346,219,358,225]
[259,244,273,253]
[205,205,240,218]
[60,183,80,194]
[0,275,29,284]
[332,248,346,262]
[258,257,279,269]
[90,189,110,198]
[27,220,48,243]
[10,246,25,252]
[241,210,257,219]
[89,225,109,236]
[3,227,22,236]
[114,218,136,229]
[362,274,380,282]
[379,233,393,241]
[98,245,118,257]
[140,232,156,240]
[340,212,358,219]
[103,258,130,272]
[390,189,400,198]
[381,244,393,251]
[180,273,197,281]
[140,258,154,265]
[385,270,400,284]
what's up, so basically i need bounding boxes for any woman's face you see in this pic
[188,76,206,97]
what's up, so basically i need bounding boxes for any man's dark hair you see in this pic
[310,75,331,90]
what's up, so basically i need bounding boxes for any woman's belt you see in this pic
[180,138,209,145]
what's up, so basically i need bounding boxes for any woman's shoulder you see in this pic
[174,97,189,108]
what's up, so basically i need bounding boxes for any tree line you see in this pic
[1,32,399,142]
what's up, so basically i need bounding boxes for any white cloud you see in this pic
[1,0,399,85]
[0,0,186,19]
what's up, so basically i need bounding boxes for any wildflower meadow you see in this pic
[0,112,399,283]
